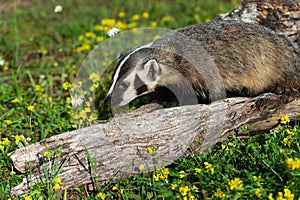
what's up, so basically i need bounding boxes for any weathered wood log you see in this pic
[215,0,300,47]
[9,91,300,196]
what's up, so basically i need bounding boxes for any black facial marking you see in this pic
[134,75,148,95]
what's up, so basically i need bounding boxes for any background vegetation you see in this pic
[0,0,299,199]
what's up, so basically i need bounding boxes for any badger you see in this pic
[104,21,300,107]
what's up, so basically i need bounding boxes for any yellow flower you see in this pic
[285,158,300,170]
[193,13,200,21]
[54,183,60,191]
[205,18,211,22]
[97,192,106,200]
[132,14,140,21]
[170,184,177,190]
[85,32,96,38]
[53,62,59,67]
[268,193,274,200]
[139,164,145,171]
[255,189,262,198]
[118,12,125,18]
[0,145,4,151]
[145,147,153,154]
[228,177,243,190]
[283,188,294,200]
[204,162,214,174]
[283,137,292,147]
[179,170,186,178]
[15,135,21,143]
[194,168,201,174]
[281,115,290,124]
[5,120,12,125]
[89,73,100,82]
[2,137,10,145]
[112,184,118,190]
[24,196,31,200]
[161,16,171,23]
[53,178,62,191]
[27,105,35,111]
[150,21,157,27]
[215,188,226,198]
[179,185,189,196]
[11,98,20,103]
[101,18,116,27]
[35,85,42,91]
[142,12,149,19]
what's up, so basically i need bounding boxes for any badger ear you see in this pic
[144,59,161,82]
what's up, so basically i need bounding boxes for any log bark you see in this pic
[9,0,300,196]
[9,91,300,196]
[215,0,300,47]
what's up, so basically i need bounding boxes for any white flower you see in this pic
[0,59,4,66]
[71,94,84,107]
[107,27,119,37]
[54,5,63,13]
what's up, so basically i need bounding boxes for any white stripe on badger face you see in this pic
[107,42,153,96]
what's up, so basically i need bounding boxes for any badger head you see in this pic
[104,43,163,107]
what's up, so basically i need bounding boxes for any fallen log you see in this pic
[9,91,300,196]
[215,0,300,47]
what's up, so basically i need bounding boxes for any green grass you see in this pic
[1,0,300,199]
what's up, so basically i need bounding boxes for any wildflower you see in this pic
[53,62,59,67]
[62,82,70,90]
[96,192,106,200]
[286,129,295,136]
[204,162,214,174]
[118,12,125,18]
[15,135,21,143]
[194,13,200,21]
[179,170,186,178]
[215,188,226,198]
[43,151,52,158]
[170,184,177,190]
[5,120,12,125]
[255,189,262,198]
[54,5,63,13]
[150,21,157,27]
[35,85,42,91]
[0,145,4,151]
[24,196,31,200]
[89,73,100,82]
[285,158,300,170]
[142,12,149,19]
[107,26,119,37]
[194,168,201,174]
[179,185,189,196]
[2,137,10,145]
[0,58,5,66]
[283,137,292,147]
[145,147,153,154]
[112,184,118,190]
[53,178,62,191]
[11,98,20,103]
[188,193,196,199]
[268,193,274,200]
[27,105,35,111]
[162,16,171,23]
[85,32,96,38]
[101,18,116,26]
[71,94,84,107]
[132,14,140,21]
[281,115,290,124]
[228,177,243,190]
[205,18,211,22]
[283,188,294,200]
[139,164,145,171]
[96,36,105,42]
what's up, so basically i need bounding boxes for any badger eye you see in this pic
[119,81,129,89]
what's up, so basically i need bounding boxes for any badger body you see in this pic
[104,21,300,107]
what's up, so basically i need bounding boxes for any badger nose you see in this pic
[103,94,111,106]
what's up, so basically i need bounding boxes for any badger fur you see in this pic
[104,20,300,107]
